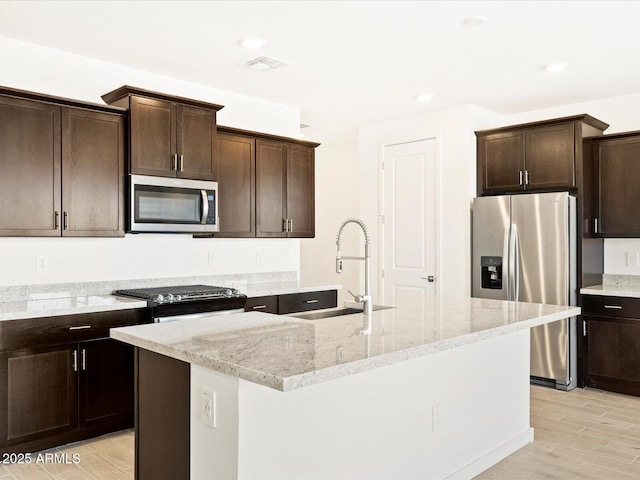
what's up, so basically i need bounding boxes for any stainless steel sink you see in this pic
[294,305,394,320]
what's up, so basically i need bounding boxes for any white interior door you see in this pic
[382,139,437,300]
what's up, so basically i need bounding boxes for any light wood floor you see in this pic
[477,386,640,479]
[2,386,640,479]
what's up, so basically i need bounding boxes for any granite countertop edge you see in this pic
[111,305,580,393]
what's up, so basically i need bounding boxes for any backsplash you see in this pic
[604,238,640,276]
[0,271,298,302]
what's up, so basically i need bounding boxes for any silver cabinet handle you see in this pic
[252,305,267,310]
[72,350,78,372]
[81,348,86,371]
[594,218,599,234]
[289,219,293,232]
[525,170,530,185]
[69,325,92,330]
[54,211,59,230]
[305,299,319,304]
[519,170,523,186]
[63,212,68,230]
[172,154,178,171]
[283,218,288,232]
[179,154,184,172]
[604,305,623,309]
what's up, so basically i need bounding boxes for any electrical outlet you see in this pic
[208,251,216,267]
[202,388,216,428]
[256,252,263,264]
[36,254,49,272]
[432,403,441,432]
[627,252,639,267]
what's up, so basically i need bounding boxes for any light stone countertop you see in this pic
[111,294,580,392]
[0,295,147,321]
[0,271,338,321]
[580,274,640,298]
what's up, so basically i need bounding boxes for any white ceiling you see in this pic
[1,0,639,142]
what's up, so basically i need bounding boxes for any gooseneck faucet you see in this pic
[336,218,372,316]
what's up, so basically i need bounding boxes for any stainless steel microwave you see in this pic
[129,174,218,233]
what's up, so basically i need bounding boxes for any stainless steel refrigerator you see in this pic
[472,192,577,390]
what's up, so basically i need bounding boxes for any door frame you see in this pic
[378,134,442,297]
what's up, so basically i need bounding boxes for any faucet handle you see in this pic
[348,290,364,303]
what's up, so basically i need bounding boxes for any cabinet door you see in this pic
[286,144,315,238]
[0,344,77,446]
[0,96,61,236]
[525,122,575,190]
[478,131,524,194]
[62,108,125,237]
[176,105,217,180]
[256,139,287,237]
[595,136,640,236]
[130,96,176,177]
[216,133,255,237]
[585,316,640,396]
[79,339,134,430]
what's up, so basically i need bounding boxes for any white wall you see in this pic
[299,130,360,304]
[0,36,301,286]
[504,92,640,277]
[302,105,502,298]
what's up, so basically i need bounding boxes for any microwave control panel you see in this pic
[206,191,216,225]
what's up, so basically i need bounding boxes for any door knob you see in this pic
[421,276,436,282]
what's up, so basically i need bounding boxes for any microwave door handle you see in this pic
[200,190,209,224]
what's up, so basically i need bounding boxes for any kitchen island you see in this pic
[111,293,579,480]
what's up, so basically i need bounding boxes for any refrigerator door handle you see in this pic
[503,225,511,301]
[510,223,520,302]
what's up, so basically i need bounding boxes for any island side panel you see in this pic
[190,329,532,479]
[136,348,190,480]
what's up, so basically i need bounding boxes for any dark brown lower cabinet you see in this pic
[1,344,78,447]
[0,309,148,453]
[79,339,134,429]
[244,290,338,314]
[0,339,135,453]
[584,316,640,396]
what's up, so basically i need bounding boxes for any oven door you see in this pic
[129,174,218,233]
[151,296,248,322]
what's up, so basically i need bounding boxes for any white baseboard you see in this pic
[445,427,534,480]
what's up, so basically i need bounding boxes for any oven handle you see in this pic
[155,308,245,323]
[201,190,209,225]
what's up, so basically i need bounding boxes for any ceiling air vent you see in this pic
[245,56,289,71]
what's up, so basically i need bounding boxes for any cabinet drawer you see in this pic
[244,296,278,314]
[582,295,640,318]
[0,309,150,351]
[278,290,337,314]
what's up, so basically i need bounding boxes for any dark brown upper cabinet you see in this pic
[215,126,318,239]
[216,132,256,237]
[102,86,223,181]
[0,87,125,237]
[592,131,640,237]
[256,139,315,238]
[476,115,608,196]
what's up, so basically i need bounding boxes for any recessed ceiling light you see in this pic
[240,37,266,50]
[462,16,488,27]
[545,62,569,73]
[416,94,434,103]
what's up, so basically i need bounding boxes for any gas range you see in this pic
[114,284,247,322]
